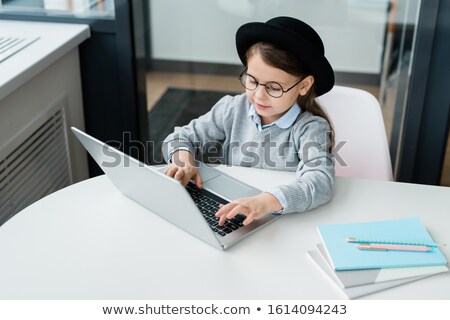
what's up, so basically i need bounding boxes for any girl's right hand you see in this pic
[163,150,203,188]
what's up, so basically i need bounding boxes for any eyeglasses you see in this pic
[239,70,303,98]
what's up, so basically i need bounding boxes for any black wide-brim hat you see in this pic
[236,16,334,96]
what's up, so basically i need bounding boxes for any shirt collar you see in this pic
[248,102,301,131]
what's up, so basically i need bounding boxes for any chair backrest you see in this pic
[316,85,393,181]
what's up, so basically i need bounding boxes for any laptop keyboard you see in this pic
[186,182,246,236]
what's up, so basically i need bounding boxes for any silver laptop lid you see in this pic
[71,127,223,250]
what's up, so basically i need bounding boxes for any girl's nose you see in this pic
[254,84,268,100]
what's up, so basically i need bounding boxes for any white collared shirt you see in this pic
[248,101,301,131]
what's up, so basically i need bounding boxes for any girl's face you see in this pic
[245,52,314,125]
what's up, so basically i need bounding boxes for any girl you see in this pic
[162,16,335,227]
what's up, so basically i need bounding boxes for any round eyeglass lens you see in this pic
[265,82,283,97]
[240,74,256,90]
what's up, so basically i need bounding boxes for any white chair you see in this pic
[316,85,393,181]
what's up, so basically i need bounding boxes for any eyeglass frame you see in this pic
[239,69,304,98]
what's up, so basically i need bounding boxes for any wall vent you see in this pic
[0,100,72,225]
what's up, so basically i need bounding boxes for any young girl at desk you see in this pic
[162,16,335,226]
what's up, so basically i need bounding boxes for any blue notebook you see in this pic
[317,217,448,271]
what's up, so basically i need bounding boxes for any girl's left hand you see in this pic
[215,192,283,226]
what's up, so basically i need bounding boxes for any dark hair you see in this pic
[245,42,334,150]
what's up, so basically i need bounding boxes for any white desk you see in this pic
[0,166,449,299]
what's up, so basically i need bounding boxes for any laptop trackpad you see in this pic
[203,175,254,201]
[155,164,221,182]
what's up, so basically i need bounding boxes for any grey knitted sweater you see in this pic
[162,93,335,214]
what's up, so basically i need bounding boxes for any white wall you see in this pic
[150,0,390,74]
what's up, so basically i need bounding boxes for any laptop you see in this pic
[71,127,282,250]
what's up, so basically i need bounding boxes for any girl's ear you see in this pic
[298,75,315,96]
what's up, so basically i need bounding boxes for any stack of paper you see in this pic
[308,217,448,299]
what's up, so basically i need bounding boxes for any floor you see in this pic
[146,71,449,186]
